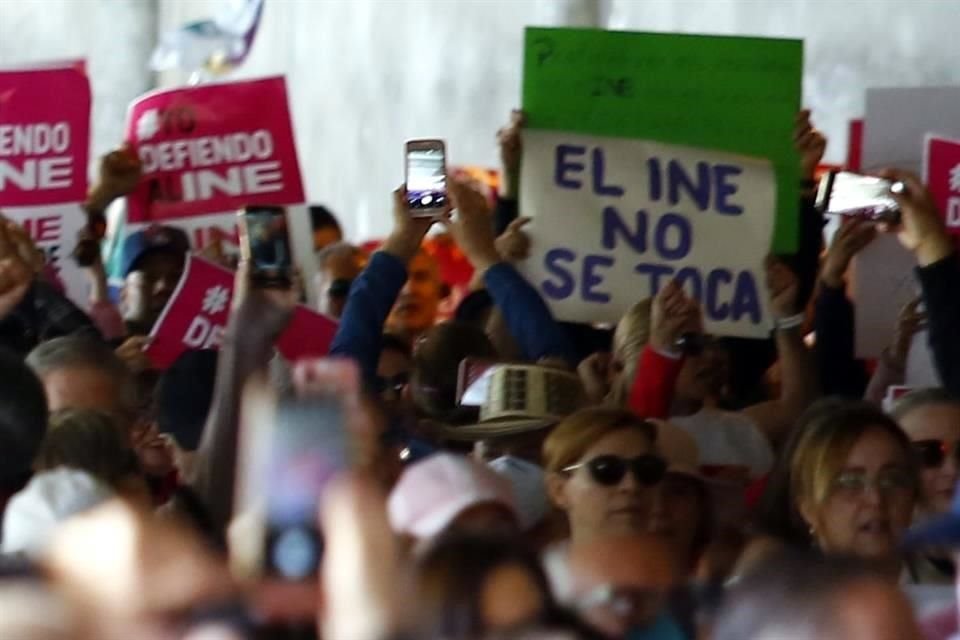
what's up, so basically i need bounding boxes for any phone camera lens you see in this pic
[271,526,320,579]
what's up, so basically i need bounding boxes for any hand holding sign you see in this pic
[87,145,142,211]
[495,217,532,263]
[794,110,827,183]
[878,169,953,267]
[650,280,702,354]
[497,109,526,199]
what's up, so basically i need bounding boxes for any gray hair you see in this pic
[891,387,960,421]
[25,336,139,418]
[315,241,363,266]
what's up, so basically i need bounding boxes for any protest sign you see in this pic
[522,27,802,253]
[123,76,316,303]
[923,134,960,236]
[0,62,91,305]
[519,130,775,337]
[147,255,337,369]
[853,87,960,357]
[864,87,960,174]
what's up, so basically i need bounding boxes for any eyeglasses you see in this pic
[564,454,667,487]
[913,439,960,469]
[829,468,916,498]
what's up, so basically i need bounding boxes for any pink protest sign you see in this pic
[923,134,960,236]
[0,64,91,206]
[125,76,305,224]
[147,255,338,369]
[147,256,235,370]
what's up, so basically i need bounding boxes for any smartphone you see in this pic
[815,171,902,223]
[261,359,358,581]
[238,205,293,287]
[404,139,448,218]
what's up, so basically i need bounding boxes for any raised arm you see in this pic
[329,188,434,388]
[879,169,960,395]
[447,180,577,367]
[742,259,820,446]
[814,219,875,398]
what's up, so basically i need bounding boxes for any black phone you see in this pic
[262,390,350,581]
[238,205,293,287]
[815,171,902,224]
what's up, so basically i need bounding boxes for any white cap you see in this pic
[388,453,518,541]
[1,468,115,558]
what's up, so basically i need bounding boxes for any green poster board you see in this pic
[522,28,803,253]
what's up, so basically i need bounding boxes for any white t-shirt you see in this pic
[671,408,774,477]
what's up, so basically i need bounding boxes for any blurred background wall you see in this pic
[4,0,960,240]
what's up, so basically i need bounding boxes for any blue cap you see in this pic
[902,481,960,549]
[120,225,190,277]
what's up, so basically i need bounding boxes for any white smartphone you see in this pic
[404,139,448,218]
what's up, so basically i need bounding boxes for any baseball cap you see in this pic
[387,453,518,541]
[1,468,114,558]
[120,225,190,277]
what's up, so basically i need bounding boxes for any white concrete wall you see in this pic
[7,0,960,240]
[0,0,157,168]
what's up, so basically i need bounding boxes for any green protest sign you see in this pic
[522,27,803,252]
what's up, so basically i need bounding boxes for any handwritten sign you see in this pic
[519,131,774,337]
[923,134,960,236]
[147,255,337,370]
[523,28,802,253]
[0,62,91,305]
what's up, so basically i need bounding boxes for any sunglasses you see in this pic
[913,439,960,469]
[564,454,667,487]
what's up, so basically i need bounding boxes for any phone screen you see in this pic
[242,206,292,284]
[263,395,347,580]
[823,172,899,221]
[406,146,447,211]
[457,359,498,407]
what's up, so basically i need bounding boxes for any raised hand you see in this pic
[494,217,532,262]
[446,179,501,274]
[381,186,438,264]
[766,257,800,320]
[87,144,143,211]
[820,219,877,289]
[877,169,953,266]
[497,109,525,199]
[794,109,827,182]
[650,280,702,353]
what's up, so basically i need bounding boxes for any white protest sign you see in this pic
[851,234,919,358]
[520,130,775,338]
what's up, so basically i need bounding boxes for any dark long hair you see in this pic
[415,533,555,639]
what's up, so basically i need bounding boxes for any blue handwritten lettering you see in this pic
[591,148,624,197]
[654,213,692,260]
[731,270,762,323]
[668,159,710,211]
[583,255,614,302]
[706,269,733,318]
[714,164,744,215]
[647,157,663,202]
[542,248,576,299]
[554,145,586,190]
[602,206,648,252]
[634,263,675,295]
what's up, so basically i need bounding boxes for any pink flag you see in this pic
[147,255,338,370]
[923,134,960,236]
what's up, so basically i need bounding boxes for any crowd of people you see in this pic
[2,99,960,640]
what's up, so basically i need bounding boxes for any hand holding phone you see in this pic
[815,171,903,224]
[404,139,447,218]
[238,205,293,287]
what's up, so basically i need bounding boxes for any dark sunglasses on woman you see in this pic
[913,439,960,469]
[564,454,667,487]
